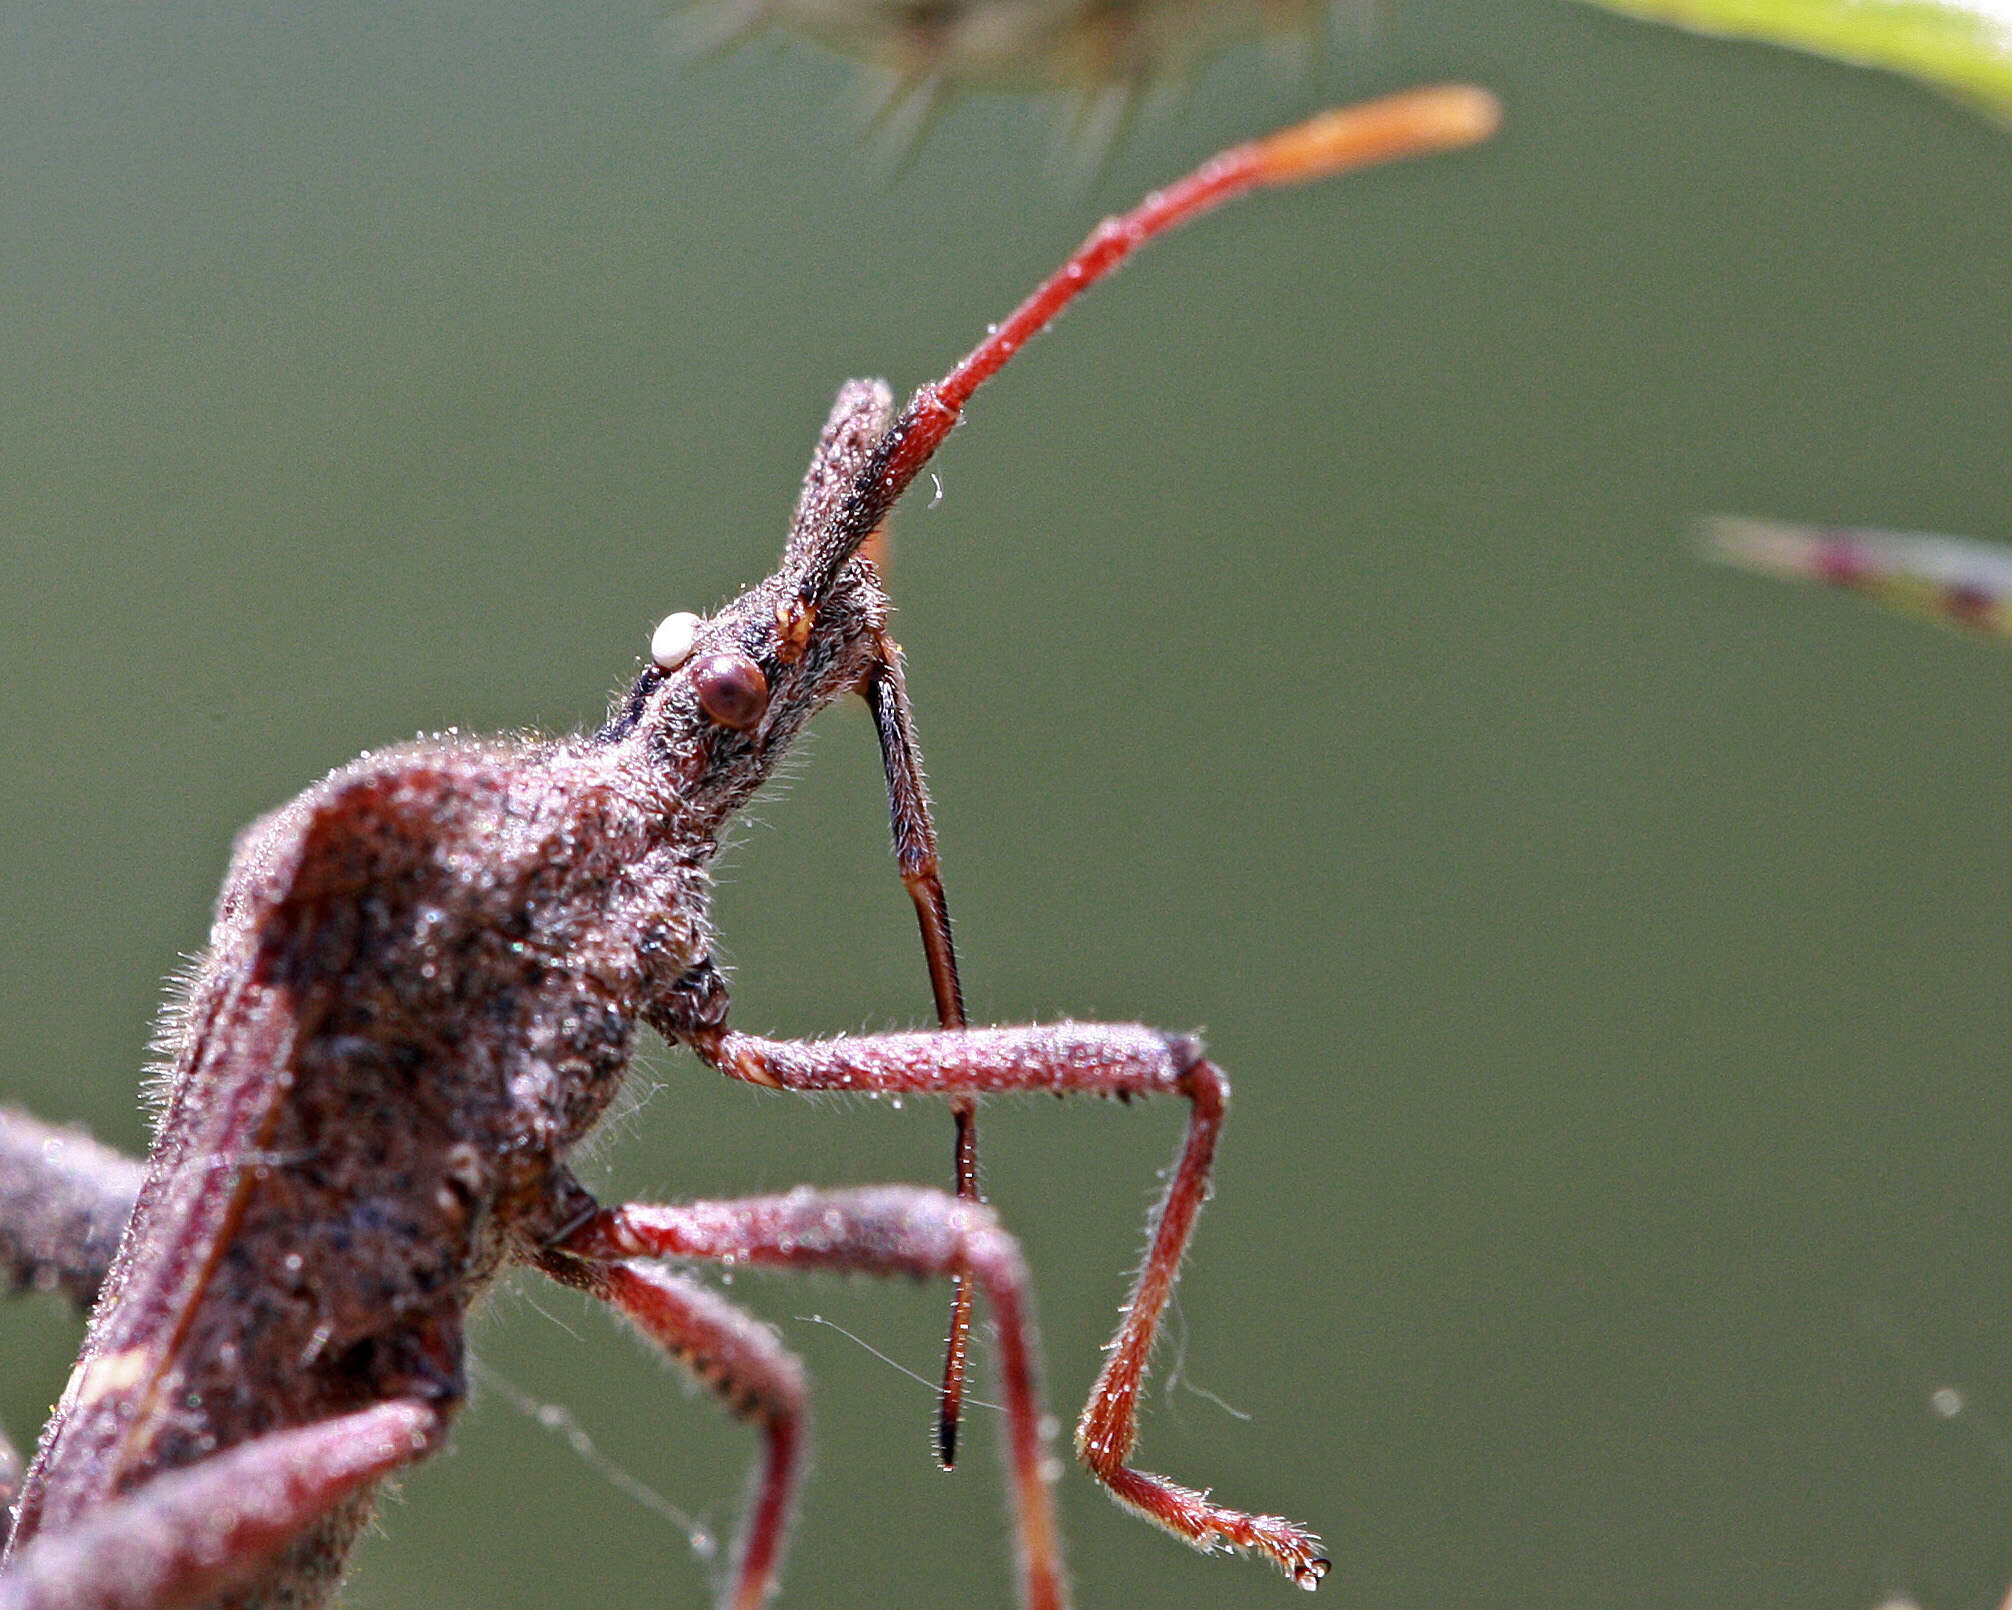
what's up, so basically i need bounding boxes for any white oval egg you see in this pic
[651,611,703,670]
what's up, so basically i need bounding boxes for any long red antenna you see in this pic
[939,84,1502,412]
[797,82,1502,1468]
[791,83,1502,603]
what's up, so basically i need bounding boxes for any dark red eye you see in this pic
[693,653,770,731]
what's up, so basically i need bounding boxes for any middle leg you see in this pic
[549,1185,1067,1610]
[534,1252,806,1610]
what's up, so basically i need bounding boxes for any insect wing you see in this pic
[7,790,364,1545]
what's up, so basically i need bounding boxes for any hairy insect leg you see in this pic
[0,1109,146,1553]
[0,1109,145,1314]
[861,640,981,1469]
[550,1186,1068,1610]
[0,1400,437,1610]
[0,1428,20,1553]
[683,1023,1325,1586]
[534,1253,807,1610]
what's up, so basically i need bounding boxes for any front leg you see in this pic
[661,1008,1326,1588]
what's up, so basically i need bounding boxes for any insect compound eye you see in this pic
[650,611,704,671]
[692,653,770,731]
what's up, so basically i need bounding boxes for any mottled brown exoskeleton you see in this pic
[0,87,1498,1610]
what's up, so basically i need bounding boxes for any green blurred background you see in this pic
[4,2,2010,1607]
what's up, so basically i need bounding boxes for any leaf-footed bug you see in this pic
[0,86,1499,1610]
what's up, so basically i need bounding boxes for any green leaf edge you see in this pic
[1574,0,2012,122]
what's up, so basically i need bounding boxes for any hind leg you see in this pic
[0,1401,438,1610]
[0,1108,146,1553]
[0,1109,145,1313]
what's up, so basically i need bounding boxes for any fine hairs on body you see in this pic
[0,87,1499,1610]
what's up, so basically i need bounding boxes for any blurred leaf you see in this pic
[1576,0,2012,123]
[1705,515,2012,638]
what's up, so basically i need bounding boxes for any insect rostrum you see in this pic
[0,86,1498,1610]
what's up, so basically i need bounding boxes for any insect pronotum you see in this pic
[0,85,1500,1610]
